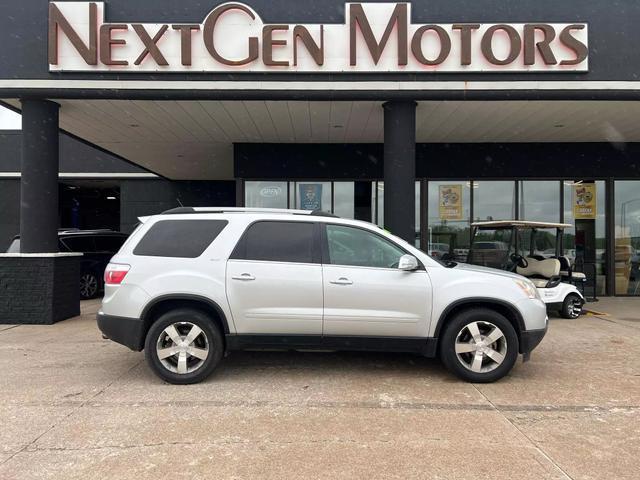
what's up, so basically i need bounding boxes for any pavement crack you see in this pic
[471,384,576,480]
[0,358,144,467]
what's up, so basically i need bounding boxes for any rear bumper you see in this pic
[520,325,548,355]
[97,311,144,351]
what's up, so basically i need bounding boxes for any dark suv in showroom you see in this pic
[7,229,128,299]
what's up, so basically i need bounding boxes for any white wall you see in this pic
[0,106,21,130]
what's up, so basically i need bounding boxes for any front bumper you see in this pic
[97,311,145,351]
[520,324,548,357]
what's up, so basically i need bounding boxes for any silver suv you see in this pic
[98,207,548,384]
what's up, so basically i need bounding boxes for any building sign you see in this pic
[299,184,323,211]
[48,2,589,73]
[573,183,597,219]
[439,184,463,220]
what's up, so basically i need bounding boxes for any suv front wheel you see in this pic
[440,308,519,383]
[144,308,224,384]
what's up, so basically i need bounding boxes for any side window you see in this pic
[62,236,97,253]
[133,220,228,258]
[232,221,316,263]
[94,236,127,253]
[325,224,405,269]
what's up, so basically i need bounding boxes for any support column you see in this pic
[383,100,416,243]
[20,99,60,253]
[0,99,80,325]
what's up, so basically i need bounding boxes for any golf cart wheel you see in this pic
[79,272,99,299]
[145,308,224,385]
[440,308,519,383]
[561,294,583,319]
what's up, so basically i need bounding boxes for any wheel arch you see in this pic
[433,298,526,353]
[139,294,231,350]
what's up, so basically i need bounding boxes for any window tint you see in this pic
[94,236,127,253]
[62,236,97,252]
[133,220,227,258]
[233,221,315,263]
[325,225,405,268]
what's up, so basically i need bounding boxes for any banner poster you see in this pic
[299,184,323,211]
[573,183,596,219]
[439,185,463,220]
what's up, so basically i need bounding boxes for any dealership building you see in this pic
[1,0,640,322]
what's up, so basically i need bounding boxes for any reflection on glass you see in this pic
[375,181,420,247]
[245,181,287,208]
[563,180,606,295]
[427,181,471,261]
[473,181,515,222]
[333,182,355,219]
[519,181,560,223]
[614,181,640,295]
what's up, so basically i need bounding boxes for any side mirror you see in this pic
[398,254,419,271]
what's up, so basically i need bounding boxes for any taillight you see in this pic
[104,263,130,285]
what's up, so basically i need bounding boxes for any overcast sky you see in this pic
[0,106,21,129]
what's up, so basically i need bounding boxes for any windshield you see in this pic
[467,228,515,269]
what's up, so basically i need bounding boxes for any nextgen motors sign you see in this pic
[49,2,588,73]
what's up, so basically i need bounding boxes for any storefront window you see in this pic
[518,181,560,222]
[245,181,288,209]
[333,182,355,219]
[563,180,606,295]
[427,181,471,262]
[473,181,515,222]
[375,181,421,247]
[289,181,332,212]
[614,181,640,295]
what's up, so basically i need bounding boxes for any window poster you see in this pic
[439,185,463,220]
[299,184,323,211]
[573,183,597,219]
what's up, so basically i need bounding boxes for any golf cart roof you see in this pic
[471,220,573,229]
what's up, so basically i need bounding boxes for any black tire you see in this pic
[79,272,99,299]
[440,308,519,383]
[560,293,583,319]
[144,308,224,384]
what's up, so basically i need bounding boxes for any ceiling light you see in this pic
[107,196,117,200]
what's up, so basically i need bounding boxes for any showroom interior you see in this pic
[2,0,640,326]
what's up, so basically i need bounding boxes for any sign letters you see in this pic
[49,2,589,73]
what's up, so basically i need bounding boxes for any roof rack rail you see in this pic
[160,207,340,218]
[310,209,339,218]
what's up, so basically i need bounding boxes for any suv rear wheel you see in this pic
[144,308,224,384]
[440,308,519,383]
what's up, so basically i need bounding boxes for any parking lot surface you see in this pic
[0,298,638,480]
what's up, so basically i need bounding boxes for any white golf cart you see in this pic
[467,221,585,319]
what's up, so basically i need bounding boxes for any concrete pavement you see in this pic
[0,298,638,479]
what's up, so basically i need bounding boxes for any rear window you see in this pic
[133,220,228,258]
[95,235,127,252]
[231,221,316,263]
[62,236,97,252]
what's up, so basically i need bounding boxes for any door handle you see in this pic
[330,277,353,285]
[232,273,255,281]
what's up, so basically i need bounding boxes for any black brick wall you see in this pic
[0,256,80,324]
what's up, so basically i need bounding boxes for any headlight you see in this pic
[513,279,539,299]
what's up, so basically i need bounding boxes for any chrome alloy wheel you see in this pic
[156,322,209,374]
[454,321,508,373]
[80,273,98,298]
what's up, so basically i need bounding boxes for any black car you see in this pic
[7,229,128,299]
